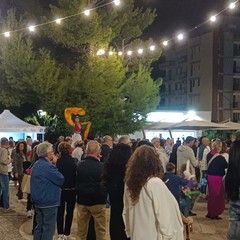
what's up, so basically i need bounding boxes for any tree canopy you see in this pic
[0,0,162,137]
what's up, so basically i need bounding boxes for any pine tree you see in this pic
[0,1,162,136]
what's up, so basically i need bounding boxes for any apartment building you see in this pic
[159,16,240,122]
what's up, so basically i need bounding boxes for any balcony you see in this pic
[232,102,240,109]
[234,50,240,56]
[233,84,240,91]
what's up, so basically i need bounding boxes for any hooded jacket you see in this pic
[177,145,199,177]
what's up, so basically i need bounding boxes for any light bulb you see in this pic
[229,2,236,9]
[138,49,143,54]
[109,51,113,56]
[3,32,10,37]
[127,51,132,56]
[84,10,90,16]
[55,19,62,24]
[163,41,168,46]
[118,52,123,56]
[210,15,217,22]
[97,49,105,55]
[177,34,184,40]
[150,45,155,51]
[114,0,121,6]
[29,26,35,32]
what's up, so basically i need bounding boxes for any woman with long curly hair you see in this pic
[123,145,184,240]
[102,142,132,240]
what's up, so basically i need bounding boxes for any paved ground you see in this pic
[0,184,229,240]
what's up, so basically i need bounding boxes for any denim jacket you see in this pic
[30,158,64,208]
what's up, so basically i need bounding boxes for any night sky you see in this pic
[139,0,229,40]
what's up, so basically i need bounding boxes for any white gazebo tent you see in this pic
[0,110,45,141]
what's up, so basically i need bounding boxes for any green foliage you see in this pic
[0,1,162,137]
[25,113,72,143]
[204,130,230,141]
[0,10,62,112]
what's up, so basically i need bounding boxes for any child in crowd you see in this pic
[164,162,199,217]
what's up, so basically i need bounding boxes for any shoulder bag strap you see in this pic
[207,154,218,168]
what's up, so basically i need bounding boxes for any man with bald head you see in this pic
[76,140,107,240]
[100,135,113,163]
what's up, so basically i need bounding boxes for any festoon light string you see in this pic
[1,0,239,57]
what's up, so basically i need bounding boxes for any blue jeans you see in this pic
[0,173,10,209]
[34,206,58,240]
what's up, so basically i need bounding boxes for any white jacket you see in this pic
[123,177,184,240]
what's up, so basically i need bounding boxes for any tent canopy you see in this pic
[218,121,240,131]
[145,119,230,131]
[170,119,228,130]
[0,110,45,132]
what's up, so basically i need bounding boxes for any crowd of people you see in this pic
[0,133,239,240]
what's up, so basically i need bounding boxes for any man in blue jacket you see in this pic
[31,142,64,240]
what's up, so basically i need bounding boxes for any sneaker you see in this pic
[27,210,32,219]
[57,234,66,240]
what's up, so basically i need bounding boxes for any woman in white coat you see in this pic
[123,145,184,240]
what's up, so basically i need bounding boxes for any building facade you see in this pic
[159,16,240,123]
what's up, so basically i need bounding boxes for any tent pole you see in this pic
[142,127,146,139]
[168,128,173,139]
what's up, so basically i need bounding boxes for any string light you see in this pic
[114,0,121,6]
[97,49,105,55]
[55,18,62,24]
[28,26,35,32]
[84,10,90,16]
[229,2,236,9]
[177,34,184,40]
[150,45,155,51]
[163,41,168,46]
[210,15,217,22]
[3,32,10,37]
[0,0,239,61]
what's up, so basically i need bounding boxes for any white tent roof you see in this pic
[170,119,228,130]
[145,119,230,131]
[218,121,240,130]
[0,110,45,132]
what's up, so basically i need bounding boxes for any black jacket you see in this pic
[56,154,77,189]
[100,144,112,163]
[76,156,106,206]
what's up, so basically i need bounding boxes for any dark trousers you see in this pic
[16,174,23,199]
[110,202,129,240]
[57,190,76,236]
[27,194,32,211]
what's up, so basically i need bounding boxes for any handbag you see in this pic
[22,174,31,194]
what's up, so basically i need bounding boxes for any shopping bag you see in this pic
[22,174,31,194]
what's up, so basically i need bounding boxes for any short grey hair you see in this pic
[118,135,131,144]
[86,140,101,155]
[151,137,160,144]
[36,142,53,158]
